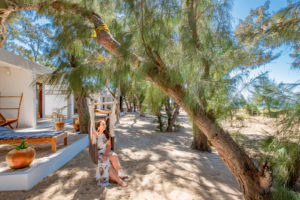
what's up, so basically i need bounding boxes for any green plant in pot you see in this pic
[6,139,36,169]
[53,106,67,131]
[72,115,80,131]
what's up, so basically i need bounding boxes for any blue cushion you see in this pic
[0,126,64,140]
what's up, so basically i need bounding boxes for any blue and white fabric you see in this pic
[0,126,64,140]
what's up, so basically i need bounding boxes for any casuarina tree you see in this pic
[0,1,286,199]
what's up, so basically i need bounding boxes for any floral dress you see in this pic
[96,133,110,187]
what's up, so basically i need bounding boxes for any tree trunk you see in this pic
[156,112,163,132]
[74,94,90,134]
[133,90,142,115]
[147,73,273,200]
[166,103,180,132]
[128,97,133,112]
[120,96,124,112]
[124,97,130,111]
[266,103,271,117]
[191,122,210,152]
[165,98,172,131]
[139,101,145,117]
[115,80,121,123]
[0,8,12,48]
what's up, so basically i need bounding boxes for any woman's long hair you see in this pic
[95,119,110,140]
[104,117,110,140]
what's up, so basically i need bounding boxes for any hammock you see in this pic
[88,98,118,164]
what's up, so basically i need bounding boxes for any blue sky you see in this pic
[231,0,300,84]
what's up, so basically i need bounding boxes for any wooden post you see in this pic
[51,137,57,152]
[64,137,68,146]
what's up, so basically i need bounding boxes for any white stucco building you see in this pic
[0,48,74,128]
[90,89,115,110]
[44,85,74,118]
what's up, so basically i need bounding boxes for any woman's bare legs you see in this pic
[109,167,127,187]
[109,153,129,179]
[109,153,120,173]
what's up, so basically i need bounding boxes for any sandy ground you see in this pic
[222,115,278,160]
[0,112,243,200]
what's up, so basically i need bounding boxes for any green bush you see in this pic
[244,104,260,116]
[273,184,300,200]
[261,136,300,186]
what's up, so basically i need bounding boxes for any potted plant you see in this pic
[53,106,67,131]
[73,116,80,131]
[6,139,36,169]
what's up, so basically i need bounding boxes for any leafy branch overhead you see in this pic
[235,1,300,68]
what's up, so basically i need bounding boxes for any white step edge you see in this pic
[0,135,88,191]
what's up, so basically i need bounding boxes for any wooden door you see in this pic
[36,83,43,118]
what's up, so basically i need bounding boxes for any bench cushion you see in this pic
[0,126,64,140]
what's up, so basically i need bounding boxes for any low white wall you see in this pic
[0,66,36,128]
[0,135,88,191]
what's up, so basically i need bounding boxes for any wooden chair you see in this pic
[0,93,23,129]
[94,109,111,114]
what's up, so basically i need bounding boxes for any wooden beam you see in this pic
[91,102,114,105]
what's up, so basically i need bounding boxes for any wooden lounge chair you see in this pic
[95,113,109,121]
[0,126,68,152]
[94,109,110,114]
[94,109,110,121]
[0,113,18,129]
[0,93,23,129]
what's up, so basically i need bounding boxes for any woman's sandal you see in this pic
[120,180,128,187]
[118,170,129,180]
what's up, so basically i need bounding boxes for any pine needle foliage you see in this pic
[251,74,281,117]
[145,83,167,131]
[272,185,300,200]
[117,0,268,124]
[236,1,300,68]
[260,136,300,198]
[4,11,53,66]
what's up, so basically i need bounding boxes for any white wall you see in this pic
[0,66,36,128]
[99,94,113,110]
[44,85,73,119]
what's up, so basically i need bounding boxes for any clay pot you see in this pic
[74,120,80,131]
[6,147,36,169]
[55,121,65,131]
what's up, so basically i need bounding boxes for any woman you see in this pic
[104,118,129,179]
[93,119,128,187]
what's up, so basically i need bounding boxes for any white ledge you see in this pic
[0,135,88,191]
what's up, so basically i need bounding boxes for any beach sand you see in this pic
[0,112,243,200]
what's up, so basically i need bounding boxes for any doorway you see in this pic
[36,82,43,118]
